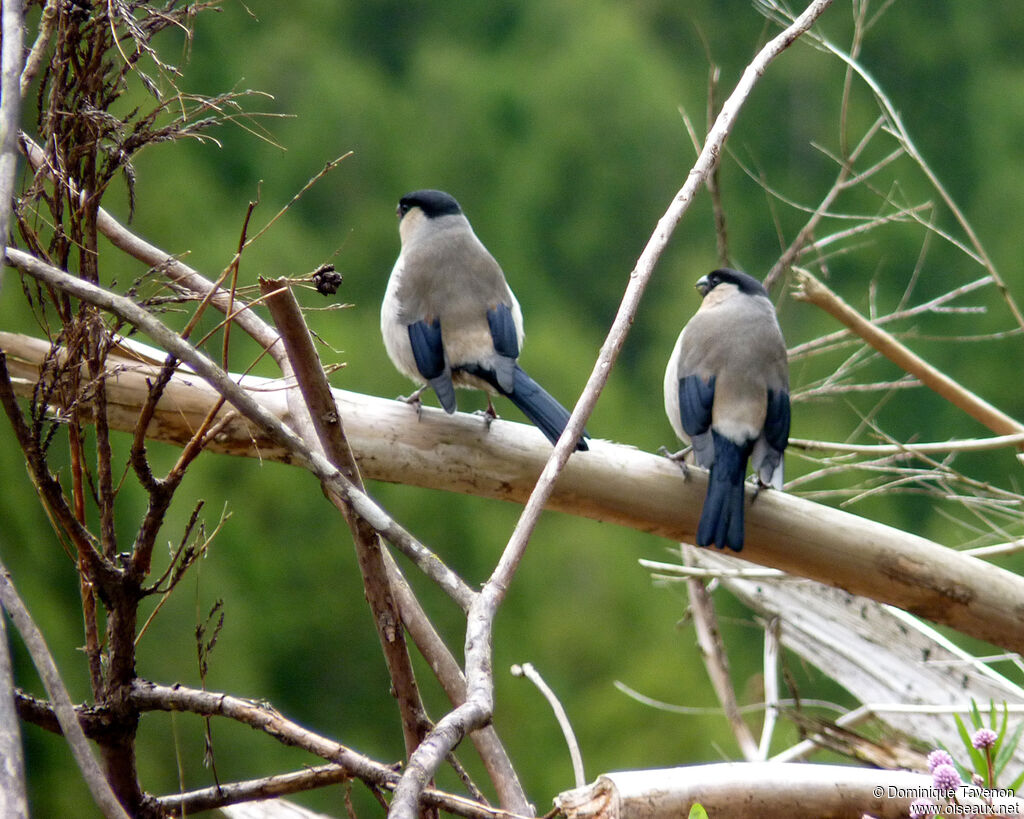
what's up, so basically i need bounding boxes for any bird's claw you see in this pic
[660,444,692,480]
[474,400,500,429]
[397,387,427,419]
[751,477,771,504]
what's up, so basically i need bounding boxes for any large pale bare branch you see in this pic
[556,764,1024,819]
[6,326,1024,656]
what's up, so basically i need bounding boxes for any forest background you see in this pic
[3,0,1024,815]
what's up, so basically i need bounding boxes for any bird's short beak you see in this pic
[695,275,710,297]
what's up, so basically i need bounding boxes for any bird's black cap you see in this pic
[697,268,768,298]
[398,189,463,219]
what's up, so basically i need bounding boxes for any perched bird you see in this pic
[381,189,587,451]
[663,268,790,551]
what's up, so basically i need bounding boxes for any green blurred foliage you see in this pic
[3,0,1024,815]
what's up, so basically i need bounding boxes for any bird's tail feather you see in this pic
[505,366,588,451]
[696,433,753,551]
[428,374,457,414]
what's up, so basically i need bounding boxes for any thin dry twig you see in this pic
[19,1,58,96]
[244,154,352,248]
[0,0,25,263]
[155,764,353,815]
[382,556,530,813]
[789,431,1024,456]
[131,679,395,787]
[18,135,287,365]
[763,118,896,291]
[771,707,873,763]
[685,557,759,761]
[131,680,530,819]
[258,279,443,782]
[793,268,1024,443]
[0,615,28,818]
[782,274,991,362]
[0,563,131,819]
[772,2,1024,333]
[757,618,781,760]
[511,663,585,788]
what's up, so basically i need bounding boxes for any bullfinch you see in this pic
[663,268,790,550]
[381,189,588,451]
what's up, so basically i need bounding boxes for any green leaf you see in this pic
[954,713,972,746]
[1006,766,1024,795]
[970,699,983,730]
[994,719,1024,779]
[688,805,709,819]
[953,714,986,774]
[992,703,1010,766]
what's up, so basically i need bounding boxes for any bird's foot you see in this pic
[659,445,692,480]
[474,398,500,429]
[751,477,772,504]
[397,386,427,419]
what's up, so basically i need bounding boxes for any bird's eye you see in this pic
[397,202,409,218]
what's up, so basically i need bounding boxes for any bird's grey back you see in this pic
[396,215,512,325]
[679,293,787,388]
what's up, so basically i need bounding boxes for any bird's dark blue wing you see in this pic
[486,303,520,359]
[678,373,716,468]
[408,318,456,413]
[486,303,519,393]
[408,318,445,380]
[764,388,791,453]
[678,374,715,437]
